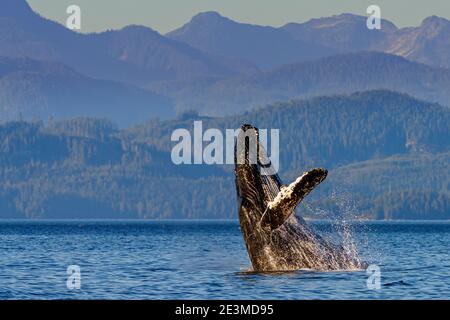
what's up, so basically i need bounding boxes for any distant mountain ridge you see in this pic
[4,1,450,82]
[0,0,256,86]
[1,1,450,122]
[170,11,450,70]
[0,57,174,127]
[167,11,333,70]
[282,13,397,53]
[128,90,450,165]
[292,14,450,69]
[149,52,450,115]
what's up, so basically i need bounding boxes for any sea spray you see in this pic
[302,189,370,270]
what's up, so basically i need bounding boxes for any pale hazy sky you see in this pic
[26,0,450,34]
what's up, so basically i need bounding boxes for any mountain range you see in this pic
[167,11,332,70]
[0,0,257,84]
[170,11,450,70]
[1,1,450,123]
[0,1,448,219]
[0,56,174,127]
[149,51,450,115]
[0,90,448,219]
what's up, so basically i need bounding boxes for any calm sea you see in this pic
[0,220,449,299]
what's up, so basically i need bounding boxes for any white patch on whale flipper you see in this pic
[262,168,327,230]
[268,172,308,210]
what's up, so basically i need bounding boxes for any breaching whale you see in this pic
[234,124,363,272]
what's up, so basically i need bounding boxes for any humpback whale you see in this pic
[234,124,363,272]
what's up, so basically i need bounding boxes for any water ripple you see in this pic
[0,220,449,299]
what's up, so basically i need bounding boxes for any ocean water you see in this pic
[0,220,449,300]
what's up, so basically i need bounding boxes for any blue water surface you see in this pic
[0,220,449,299]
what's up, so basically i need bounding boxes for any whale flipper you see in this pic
[262,168,328,229]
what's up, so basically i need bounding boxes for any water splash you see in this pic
[331,190,364,268]
[303,189,370,270]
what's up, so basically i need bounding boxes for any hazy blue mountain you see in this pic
[282,13,397,53]
[0,57,175,127]
[0,0,255,86]
[129,90,450,167]
[0,0,85,63]
[385,16,450,69]
[101,25,259,82]
[168,11,450,70]
[283,14,450,69]
[0,90,447,219]
[3,1,450,117]
[149,52,450,115]
[3,1,450,82]
[167,11,334,69]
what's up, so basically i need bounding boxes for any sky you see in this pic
[26,0,450,34]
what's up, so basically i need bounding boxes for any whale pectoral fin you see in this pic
[262,168,328,230]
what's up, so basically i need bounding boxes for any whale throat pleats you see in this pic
[262,168,328,230]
